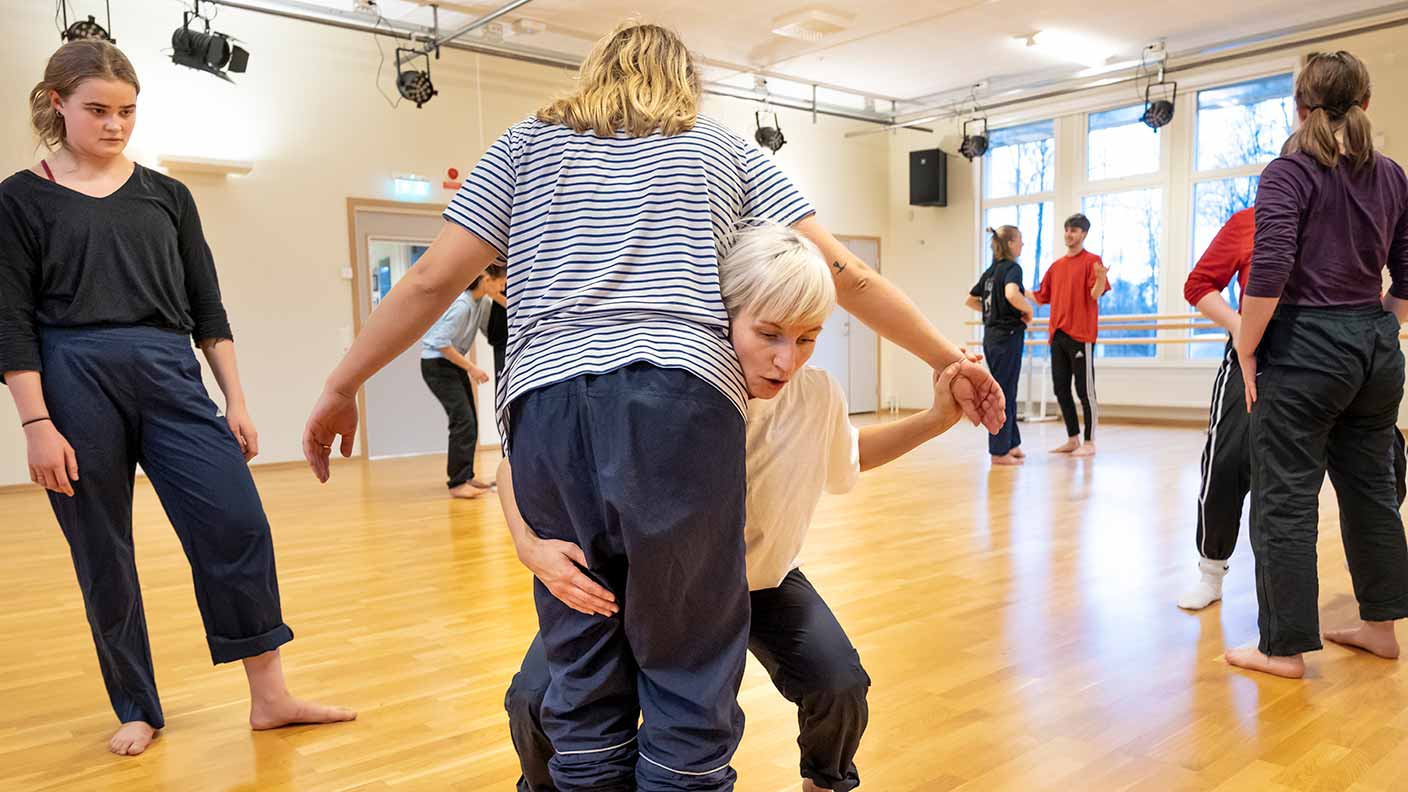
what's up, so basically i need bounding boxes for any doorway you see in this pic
[346,199,498,460]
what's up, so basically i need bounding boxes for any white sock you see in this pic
[1177,557,1228,610]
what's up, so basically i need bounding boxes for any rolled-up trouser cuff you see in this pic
[209,623,294,664]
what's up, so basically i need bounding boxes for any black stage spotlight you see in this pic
[755,110,786,153]
[61,1,115,43]
[958,117,989,160]
[171,4,249,82]
[396,48,437,108]
[1141,81,1177,130]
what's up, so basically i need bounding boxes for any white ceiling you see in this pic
[302,0,1407,103]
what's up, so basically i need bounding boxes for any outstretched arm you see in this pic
[858,362,964,471]
[794,216,1004,434]
[303,223,499,481]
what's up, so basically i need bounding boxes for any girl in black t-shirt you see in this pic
[966,226,1035,465]
[0,41,353,755]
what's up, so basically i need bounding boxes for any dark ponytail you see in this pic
[1286,50,1374,170]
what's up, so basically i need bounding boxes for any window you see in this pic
[974,71,1291,367]
[1088,104,1161,181]
[1082,189,1162,358]
[982,121,1057,358]
[1195,74,1295,172]
[985,120,1055,200]
[1186,73,1292,358]
[1187,177,1258,358]
[369,241,432,308]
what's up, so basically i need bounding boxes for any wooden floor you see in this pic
[2,420,1407,791]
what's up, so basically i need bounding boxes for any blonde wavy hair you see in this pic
[719,222,835,329]
[537,22,700,137]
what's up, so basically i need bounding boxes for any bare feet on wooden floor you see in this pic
[1071,441,1096,457]
[1324,620,1400,659]
[249,693,357,731]
[1010,447,1026,458]
[1050,438,1080,454]
[1225,646,1306,679]
[109,721,157,756]
[450,483,486,499]
[992,452,1023,466]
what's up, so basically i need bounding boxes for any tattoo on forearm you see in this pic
[831,259,847,274]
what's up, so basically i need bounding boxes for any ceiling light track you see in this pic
[849,3,1408,137]
[199,0,911,126]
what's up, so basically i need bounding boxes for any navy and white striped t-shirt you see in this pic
[443,115,816,448]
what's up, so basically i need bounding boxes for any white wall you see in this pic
[880,23,1408,420]
[0,0,890,486]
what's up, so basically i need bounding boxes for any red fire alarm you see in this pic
[444,166,463,191]
[447,167,459,180]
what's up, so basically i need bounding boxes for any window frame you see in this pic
[971,61,1298,369]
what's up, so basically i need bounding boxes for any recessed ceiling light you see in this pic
[771,8,853,42]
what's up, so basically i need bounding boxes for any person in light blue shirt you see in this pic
[419,264,505,498]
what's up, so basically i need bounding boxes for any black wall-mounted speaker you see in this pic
[909,148,947,207]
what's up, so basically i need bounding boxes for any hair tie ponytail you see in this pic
[1294,49,1374,170]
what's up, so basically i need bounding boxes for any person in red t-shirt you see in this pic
[1032,213,1109,457]
[1178,206,1407,611]
[1179,208,1255,610]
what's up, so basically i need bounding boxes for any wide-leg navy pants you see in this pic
[40,326,292,728]
[509,363,750,791]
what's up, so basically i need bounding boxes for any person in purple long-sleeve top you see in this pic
[1228,50,1408,679]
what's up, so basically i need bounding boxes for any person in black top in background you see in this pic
[483,264,509,376]
[966,226,1035,466]
[0,41,354,755]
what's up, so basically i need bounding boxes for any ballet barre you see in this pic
[963,312,1224,326]
[964,318,1230,423]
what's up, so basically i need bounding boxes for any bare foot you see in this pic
[108,721,157,756]
[450,483,485,499]
[1324,621,1400,659]
[1050,438,1080,454]
[249,694,357,731]
[1071,442,1096,458]
[1225,646,1306,679]
[991,453,1023,466]
[468,479,493,490]
[1011,447,1026,458]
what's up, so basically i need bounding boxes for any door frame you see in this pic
[345,197,446,459]
[834,234,884,415]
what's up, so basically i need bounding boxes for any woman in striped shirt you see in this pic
[302,22,1002,790]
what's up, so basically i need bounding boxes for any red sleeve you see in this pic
[1088,254,1110,296]
[1184,209,1254,307]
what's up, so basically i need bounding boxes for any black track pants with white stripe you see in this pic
[1196,341,1251,562]
[1050,329,1097,441]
